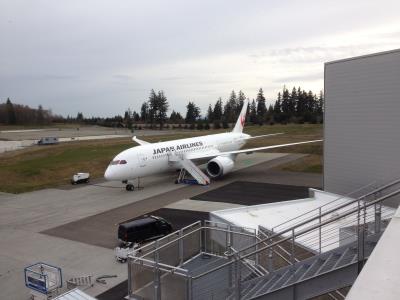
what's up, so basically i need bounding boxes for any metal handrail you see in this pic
[272,177,400,232]
[233,178,400,256]
[133,221,202,256]
[133,225,257,260]
[132,257,189,275]
[192,188,400,280]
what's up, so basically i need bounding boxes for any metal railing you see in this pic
[128,177,400,300]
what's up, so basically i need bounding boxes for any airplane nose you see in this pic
[104,167,113,181]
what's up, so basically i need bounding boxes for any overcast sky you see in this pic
[1,0,399,117]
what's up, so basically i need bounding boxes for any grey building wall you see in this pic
[324,49,400,195]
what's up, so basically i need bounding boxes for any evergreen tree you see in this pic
[296,87,305,119]
[249,99,257,124]
[207,104,214,122]
[317,91,324,114]
[6,98,16,125]
[124,108,132,129]
[185,101,200,124]
[148,89,158,127]
[140,102,149,123]
[289,87,297,118]
[237,90,246,115]
[256,88,267,124]
[274,92,281,112]
[280,87,290,123]
[156,90,169,129]
[76,112,84,122]
[132,111,140,122]
[223,90,237,123]
[169,110,177,123]
[169,110,183,124]
[213,98,223,121]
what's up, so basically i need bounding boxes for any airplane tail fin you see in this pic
[232,99,249,133]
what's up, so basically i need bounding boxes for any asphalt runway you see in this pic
[192,181,311,205]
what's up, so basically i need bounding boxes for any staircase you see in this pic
[177,158,210,185]
[128,177,400,300]
[238,234,380,300]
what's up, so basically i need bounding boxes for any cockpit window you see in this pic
[109,159,127,165]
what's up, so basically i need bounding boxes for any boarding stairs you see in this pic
[173,156,210,185]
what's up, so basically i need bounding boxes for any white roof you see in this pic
[212,189,395,252]
[53,288,97,300]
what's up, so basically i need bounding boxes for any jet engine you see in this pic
[206,156,235,178]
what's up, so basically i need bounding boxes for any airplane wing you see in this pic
[186,140,322,160]
[185,149,221,160]
[132,136,151,145]
[244,133,284,140]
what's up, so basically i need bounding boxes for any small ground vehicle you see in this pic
[71,172,90,184]
[118,216,173,244]
[115,242,140,263]
[37,137,59,145]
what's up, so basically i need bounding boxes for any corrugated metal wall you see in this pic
[324,49,400,194]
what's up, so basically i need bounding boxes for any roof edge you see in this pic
[325,48,400,66]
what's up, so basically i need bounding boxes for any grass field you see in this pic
[0,124,323,193]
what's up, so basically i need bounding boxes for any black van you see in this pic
[118,215,173,244]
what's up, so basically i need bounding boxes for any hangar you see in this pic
[324,48,400,195]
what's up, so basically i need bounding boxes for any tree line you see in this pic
[0,86,323,128]
[123,86,323,129]
[0,98,63,125]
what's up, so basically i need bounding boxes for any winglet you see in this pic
[232,99,249,133]
[132,136,150,145]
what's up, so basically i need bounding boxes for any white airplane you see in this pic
[104,99,322,190]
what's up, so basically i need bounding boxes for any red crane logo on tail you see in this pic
[240,115,245,126]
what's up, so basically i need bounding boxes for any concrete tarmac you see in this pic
[0,152,320,299]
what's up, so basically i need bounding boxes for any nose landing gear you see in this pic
[126,184,135,191]
[123,178,142,192]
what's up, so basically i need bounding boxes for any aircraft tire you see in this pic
[126,184,134,191]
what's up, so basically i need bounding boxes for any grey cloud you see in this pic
[0,0,399,116]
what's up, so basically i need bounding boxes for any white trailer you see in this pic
[71,173,90,184]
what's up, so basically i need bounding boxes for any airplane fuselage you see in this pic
[104,132,250,181]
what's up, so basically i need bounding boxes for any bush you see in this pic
[197,123,204,130]
[189,123,195,130]
[205,123,210,130]
[222,121,229,129]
